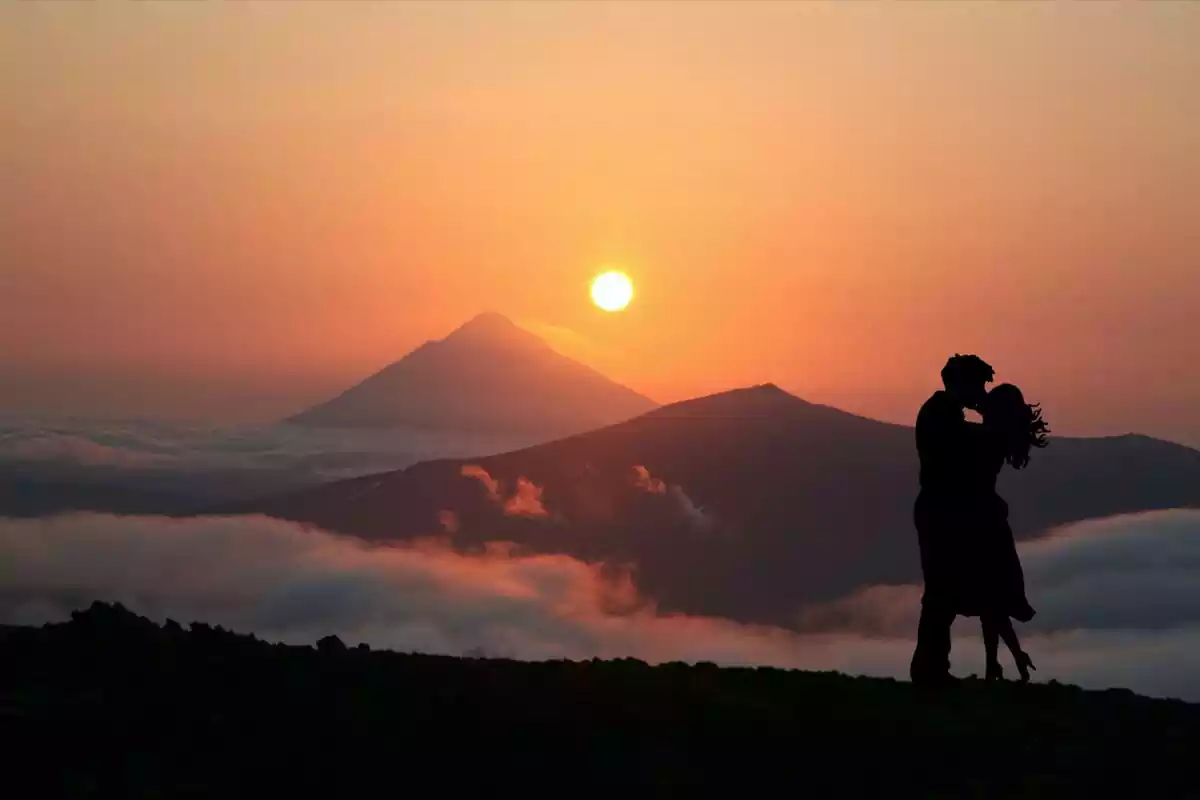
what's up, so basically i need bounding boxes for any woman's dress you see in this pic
[953,428,1036,623]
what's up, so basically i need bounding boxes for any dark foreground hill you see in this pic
[245,384,1200,627]
[4,602,1198,798]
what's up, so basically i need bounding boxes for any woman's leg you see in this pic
[995,617,1035,682]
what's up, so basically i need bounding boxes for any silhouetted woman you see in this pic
[962,383,1049,682]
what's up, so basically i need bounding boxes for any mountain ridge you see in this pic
[241,384,1200,629]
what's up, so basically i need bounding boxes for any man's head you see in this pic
[940,354,994,409]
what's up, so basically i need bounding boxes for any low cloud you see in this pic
[797,584,922,637]
[632,465,666,494]
[6,434,173,468]
[667,485,713,532]
[4,511,1200,701]
[462,465,551,519]
[504,477,549,519]
[632,465,713,532]
[460,465,501,502]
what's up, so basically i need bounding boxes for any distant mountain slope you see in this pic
[285,312,657,437]
[4,602,1198,798]
[246,385,1200,627]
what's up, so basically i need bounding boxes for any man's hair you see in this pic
[941,354,995,389]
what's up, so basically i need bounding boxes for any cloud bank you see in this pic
[3,510,1200,701]
[799,509,1200,637]
[0,415,544,481]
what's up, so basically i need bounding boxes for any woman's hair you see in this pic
[982,383,1050,469]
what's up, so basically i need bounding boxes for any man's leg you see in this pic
[982,615,1001,678]
[910,591,955,683]
[911,496,959,684]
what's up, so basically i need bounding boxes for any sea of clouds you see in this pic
[3,509,1200,701]
[0,414,542,482]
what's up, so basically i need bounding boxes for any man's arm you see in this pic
[917,398,979,464]
[916,395,967,444]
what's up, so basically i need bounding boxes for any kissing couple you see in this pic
[910,354,1050,686]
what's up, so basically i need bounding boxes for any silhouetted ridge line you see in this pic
[4,600,1199,797]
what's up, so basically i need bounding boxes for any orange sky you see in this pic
[2,2,1198,444]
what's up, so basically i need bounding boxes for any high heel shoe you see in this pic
[985,661,1004,681]
[1015,651,1036,683]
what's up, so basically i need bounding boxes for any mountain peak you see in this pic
[284,312,657,434]
[634,383,812,424]
[455,311,519,334]
[443,312,543,350]
[701,383,808,406]
[747,382,793,398]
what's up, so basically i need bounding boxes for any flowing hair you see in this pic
[984,383,1050,469]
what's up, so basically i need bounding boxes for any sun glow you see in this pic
[590,271,634,312]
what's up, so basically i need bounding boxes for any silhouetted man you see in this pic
[909,353,994,686]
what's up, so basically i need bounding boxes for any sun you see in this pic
[590,271,634,312]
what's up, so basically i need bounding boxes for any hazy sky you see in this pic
[3,2,1198,443]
